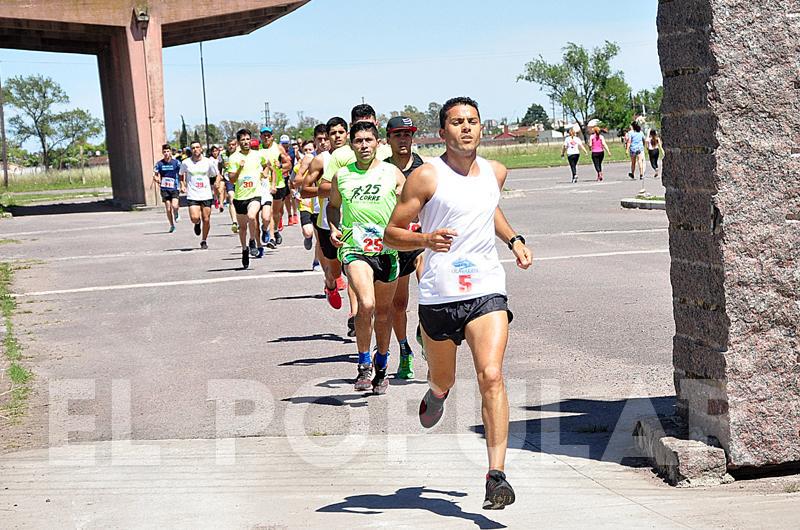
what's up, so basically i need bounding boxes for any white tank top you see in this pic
[316,151,332,229]
[418,156,506,305]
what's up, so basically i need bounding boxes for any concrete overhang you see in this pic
[0,1,308,52]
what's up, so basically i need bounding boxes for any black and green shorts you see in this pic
[342,252,399,283]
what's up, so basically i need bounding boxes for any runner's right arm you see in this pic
[300,155,324,198]
[385,163,456,252]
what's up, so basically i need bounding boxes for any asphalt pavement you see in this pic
[1,162,797,528]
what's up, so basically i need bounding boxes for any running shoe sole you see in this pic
[483,474,515,510]
[241,250,250,269]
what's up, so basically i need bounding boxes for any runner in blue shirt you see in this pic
[153,143,182,232]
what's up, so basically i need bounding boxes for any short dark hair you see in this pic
[349,121,379,142]
[190,141,201,147]
[439,96,480,128]
[326,117,348,135]
[351,104,376,123]
[313,123,327,137]
[631,122,642,133]
[236,128,251,140]
[161,143,171,151]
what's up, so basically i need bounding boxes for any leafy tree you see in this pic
[3,74,68,168]
[635,86,663,129]
[217,120,262,141]
[519,41,621,139]
[179,116,189,148]
[425,102,442,134]
[593,74,634,134]
[271,112,289,134]
[192,130,201,145]
[48,108,104,168]
[520,103,551,129]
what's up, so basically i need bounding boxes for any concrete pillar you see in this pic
[659,1,800,468]
[97,12,165,207]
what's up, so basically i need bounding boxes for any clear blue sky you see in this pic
[0,0,659,141]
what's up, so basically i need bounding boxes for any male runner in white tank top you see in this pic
[385,97,533,510]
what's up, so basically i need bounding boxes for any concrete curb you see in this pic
[633,415,734,487]
[621,198,666,210]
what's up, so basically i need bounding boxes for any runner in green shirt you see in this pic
[327,121,405,395]
[226,128,270,269]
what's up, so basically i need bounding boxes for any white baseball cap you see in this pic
[279,134,290,144]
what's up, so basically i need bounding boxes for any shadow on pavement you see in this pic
[471,396,675,466]
[317,487,505,529]
[4,200,120,216]
[270,293,325,301]
[281,393,369,408]
[272,334,354,345]
[279,352,357,367]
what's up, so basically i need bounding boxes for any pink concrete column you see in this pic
[97,10,165,207]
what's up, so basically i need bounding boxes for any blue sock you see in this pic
[374,352,389,369]
[358,351,371,365]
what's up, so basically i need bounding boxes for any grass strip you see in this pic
[0,262,33,420]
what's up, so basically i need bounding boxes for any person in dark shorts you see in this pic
[385,97,532,510]
[226,129,269,268]
[383,116,426,379]
[327,121,405,395]
[180,141,219,249]
[153,143,182,232]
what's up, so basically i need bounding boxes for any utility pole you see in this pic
[0,67,8,188]
[199,42,211,150]
[361,96,365,104]
[263,102,271,128]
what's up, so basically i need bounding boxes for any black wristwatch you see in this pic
[507,235,525,250]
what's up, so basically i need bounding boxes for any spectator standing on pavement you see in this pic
[560,127,587,183]
[626,122,646,180]
[647,129,663,178]
[589,127,612,181]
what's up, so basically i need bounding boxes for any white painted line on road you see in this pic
[512,181,626,193]
[3,244,308,263]
[14,270,323,297]
[14,248,669,298]
[500,248,669,264]
[537,228,667,237]
[0,220,165,237]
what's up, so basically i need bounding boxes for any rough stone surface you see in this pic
[659,1,800,468]
[633,415,733,487]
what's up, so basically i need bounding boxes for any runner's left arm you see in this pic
[326,174,344,247]
[488,160,532,269]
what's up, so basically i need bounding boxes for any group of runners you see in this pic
[152,98,533,510]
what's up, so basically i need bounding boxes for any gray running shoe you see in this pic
[354,363,373,391]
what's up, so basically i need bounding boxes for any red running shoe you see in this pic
[325,286,342,309]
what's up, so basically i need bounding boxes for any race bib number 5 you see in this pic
[437,256,484,297]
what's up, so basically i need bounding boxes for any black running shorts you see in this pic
[233,197,261,215]
[187,198,213,208]
[418,294,513,346]
[300,211,317,227]
[397,249,423,278]
[313,224,338,260]
[160,189,179,202]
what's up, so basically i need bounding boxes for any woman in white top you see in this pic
[560,127,588,183]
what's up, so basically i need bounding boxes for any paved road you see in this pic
[1,162,672,443]
[4,162,794,528]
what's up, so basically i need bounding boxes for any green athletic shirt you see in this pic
[226,150,267,200]
[335,161,399,262]
[262,143,285,188]
[322,144,393,183]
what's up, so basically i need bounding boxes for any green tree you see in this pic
[425,102,443,134]
[48,108,104,168]
[635,86,663,129]
[179,116,189,148]
[271,112,289,134]
[3,74,69,168]
[520,103,551,129]
[518,41,621,139]
[217,120,262,141]
[593,74,634,134]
